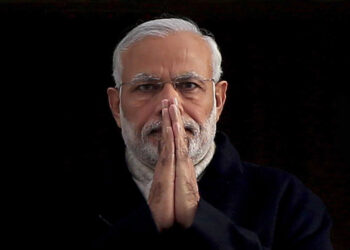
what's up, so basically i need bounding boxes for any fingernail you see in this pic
[162,99,168,108]
[174,98,178,106]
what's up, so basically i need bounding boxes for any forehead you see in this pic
[121,31,212,81]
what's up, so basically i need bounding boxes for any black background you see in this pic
[3,1,349,249]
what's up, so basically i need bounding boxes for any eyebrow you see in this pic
[173,72,201,81]
[130,73,161,83]
[131,71,201,83]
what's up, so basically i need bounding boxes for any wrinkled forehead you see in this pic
[123,31,208,53]
[121,31,213,82]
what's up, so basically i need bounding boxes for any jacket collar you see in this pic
[200,131,243,182]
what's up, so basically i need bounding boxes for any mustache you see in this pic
[141,119,200,138]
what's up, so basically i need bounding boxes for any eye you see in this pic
[136,83,161,92]
[176,81,200,91]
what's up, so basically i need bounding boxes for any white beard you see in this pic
[119,100,217,169]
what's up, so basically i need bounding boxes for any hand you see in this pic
[169,98,200,229]
[148,99,175,231]
[148,98,200,231]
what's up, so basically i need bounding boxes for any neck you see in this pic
[125,141,216,199]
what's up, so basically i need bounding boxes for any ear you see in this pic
[214,81,228,122]
[107,87,121,128]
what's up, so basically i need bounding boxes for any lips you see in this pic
[149,126,194,135]
[185,127,194,135]
[149,127,161,135]
[144,119,199,138]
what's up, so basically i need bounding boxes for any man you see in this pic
[73,17,333,249]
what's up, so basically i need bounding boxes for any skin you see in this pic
[107,31,228,231]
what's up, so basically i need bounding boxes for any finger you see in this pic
[160,126,175,168]
[148,126,175,231]
[169,103,189,160]
[161,99,171,142]
[168,100,199,229]
[149,127,175,203]
[150,126,175,202]
[169,98,185,132]
[162,101,174,162]
[155,121,175,183]
[151,99,174,204]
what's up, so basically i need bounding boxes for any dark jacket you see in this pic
[60,132,333,249]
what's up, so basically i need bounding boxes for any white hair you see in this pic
[112,18,223,88]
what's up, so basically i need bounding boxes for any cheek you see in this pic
[184,98,214,125]
[121,98,154,132]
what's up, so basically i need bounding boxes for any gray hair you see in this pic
[112,18,223,88]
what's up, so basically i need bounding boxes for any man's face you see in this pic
[108,31,227,167]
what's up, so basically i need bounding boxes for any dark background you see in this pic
[3,0,349,249]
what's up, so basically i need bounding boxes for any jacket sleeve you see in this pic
[91,202,160,248]
[273,176,334,250]
[186,183,333,250]
[188,198,268,249]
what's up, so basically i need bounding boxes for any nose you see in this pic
[156,82,184,116]
[160,82,179,100]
